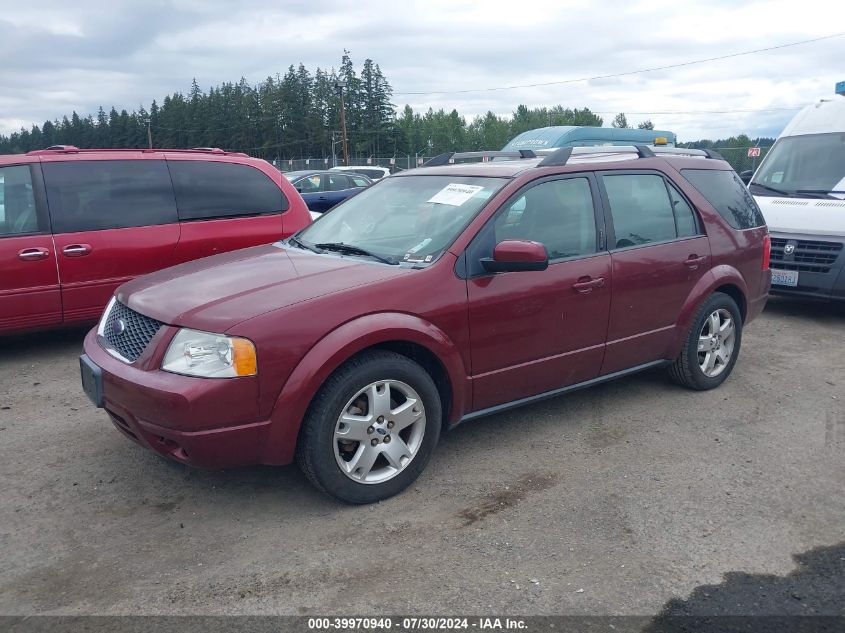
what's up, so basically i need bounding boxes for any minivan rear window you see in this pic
[43,160,178,233]
[168,161,288,221]
[681,169,765,230]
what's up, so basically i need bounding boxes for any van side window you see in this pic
[43,161,178,233]
[603,174,677,248]
[169,161,288,221]
[0,165,39,236]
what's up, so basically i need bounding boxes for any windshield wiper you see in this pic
[315,242,398,265]
[287,235,322,254]
[749,182,792,196]
[795,189,845,198]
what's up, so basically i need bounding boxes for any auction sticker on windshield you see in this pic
[427,183,485,206]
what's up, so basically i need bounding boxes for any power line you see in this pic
[393,32,845,95]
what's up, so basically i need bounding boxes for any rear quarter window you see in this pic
[681,169,765,230]
[168,160,288,221]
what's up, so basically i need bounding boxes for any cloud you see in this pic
[1,0,844,142]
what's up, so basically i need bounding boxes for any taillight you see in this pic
[762,234,771,270]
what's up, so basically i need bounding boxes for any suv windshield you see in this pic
[294,175,505,263]
[751,133,845,198]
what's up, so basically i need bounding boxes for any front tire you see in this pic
[296,350,441,504]
[669,292,743,390]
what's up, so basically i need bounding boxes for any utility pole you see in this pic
[145,118,152,149]
[334,80,349,166]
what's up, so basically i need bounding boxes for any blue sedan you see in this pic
[284,170,373,217]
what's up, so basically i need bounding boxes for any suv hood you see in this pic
[755,195,845,236]
[117,244,409,332]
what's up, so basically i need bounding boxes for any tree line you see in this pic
[0,52,771,171]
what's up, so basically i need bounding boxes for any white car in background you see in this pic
[329,165,391,180]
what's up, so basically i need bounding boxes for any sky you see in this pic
[1,0,844,143]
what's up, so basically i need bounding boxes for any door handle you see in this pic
[62,244,92,257]
[572,276,605,293]
[18,247,50,261]
[684,255,707,269]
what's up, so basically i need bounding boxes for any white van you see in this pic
[748,94,845,301]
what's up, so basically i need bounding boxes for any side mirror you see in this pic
[481,240,549,273]
[739,170,753,185]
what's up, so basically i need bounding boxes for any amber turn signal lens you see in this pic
[232,338,257,376]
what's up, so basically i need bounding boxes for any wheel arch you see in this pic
[668,266,748,359]
[260,313,468,465]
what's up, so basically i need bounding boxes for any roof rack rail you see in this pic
[423,149,536,167]
[26,145,81,155]
[538,144,719,167]
[702,148,725,160]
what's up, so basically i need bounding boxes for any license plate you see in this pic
[771,269,799,287]
[79,354,104,408]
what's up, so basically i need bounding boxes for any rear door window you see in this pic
[43,160,178,233]
[0,165,40,236]
[602,174,677,248]
[681,168,765,229]
[168,160,288,221]
[351,176,370,187]
[328,174,351,191]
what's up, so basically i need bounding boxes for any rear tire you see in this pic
[669,292,743,391]
[296,350,441,504]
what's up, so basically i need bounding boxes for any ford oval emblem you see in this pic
[112,318,126,336]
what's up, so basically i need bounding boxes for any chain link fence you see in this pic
[270,155,437,173]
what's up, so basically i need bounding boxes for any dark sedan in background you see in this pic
[284,170,372,217]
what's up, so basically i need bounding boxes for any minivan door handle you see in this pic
[62,244,92,257]
[684,255,707,269]
[572,276,605,294]
[18,247,50,261]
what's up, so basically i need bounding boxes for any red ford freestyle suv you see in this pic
[0,146,310,335]
[80,146,771,504]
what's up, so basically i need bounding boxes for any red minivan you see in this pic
[0,146,310,335]
[80,146,771,504]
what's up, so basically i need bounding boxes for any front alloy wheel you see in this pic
[334,380,426,484]
[297,350,441,504]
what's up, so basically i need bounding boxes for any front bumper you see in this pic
[81,328,274,469]
[769,232,845,301]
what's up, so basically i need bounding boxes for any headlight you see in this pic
[162,328,257,378]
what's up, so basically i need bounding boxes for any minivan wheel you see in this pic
[296,350,441,504]
[668,292,743,391]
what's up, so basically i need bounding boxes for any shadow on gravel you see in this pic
[764,296,845,321]
[644,541,845,632]
[0,325,90,357]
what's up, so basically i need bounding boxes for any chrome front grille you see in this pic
[770,238,843,273]
[101,300,163,363]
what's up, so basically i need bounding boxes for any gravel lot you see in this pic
[1,297,843,617]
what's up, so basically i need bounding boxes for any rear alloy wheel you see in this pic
[697,308,737,378]
[296,350,441,504]
[669,292,743,390]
